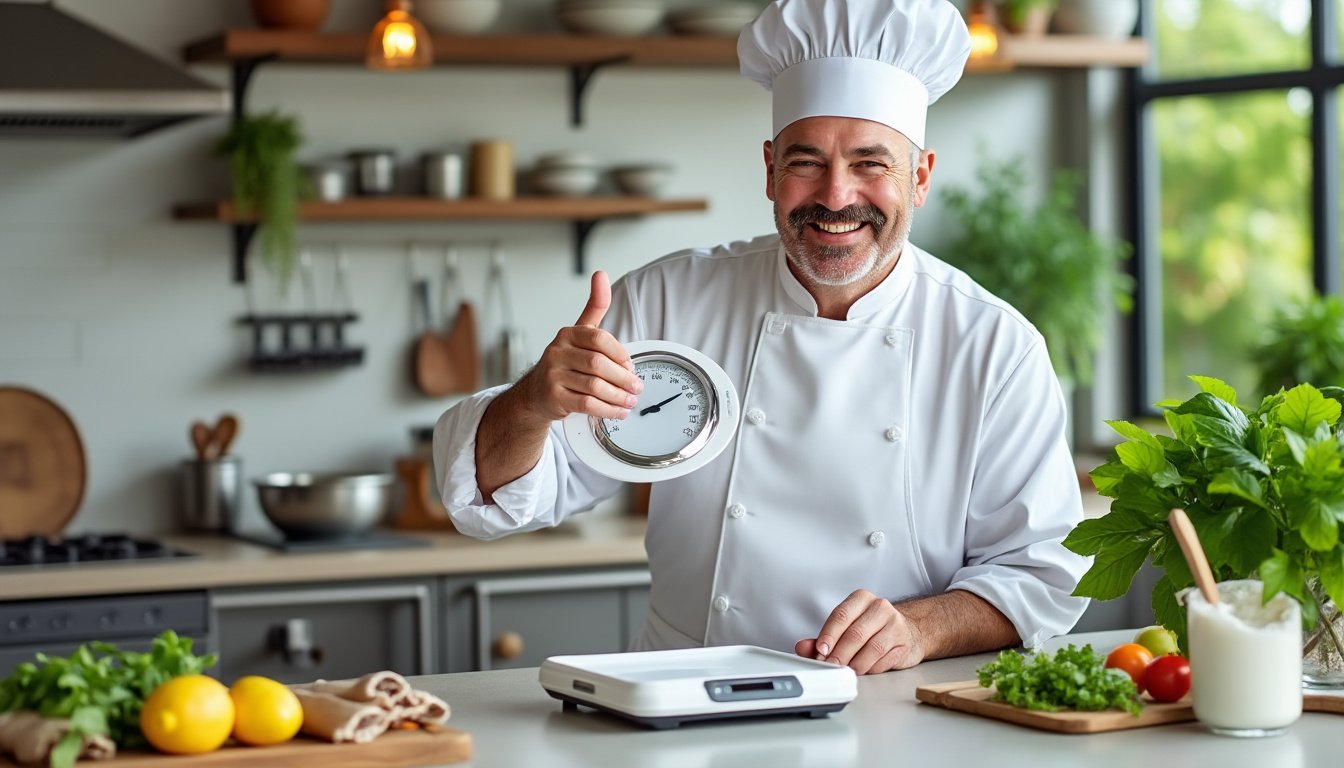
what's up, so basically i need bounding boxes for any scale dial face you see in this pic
[563,340,739,483]
[596,354,716,465]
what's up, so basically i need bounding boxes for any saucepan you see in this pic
[253,472,395,540]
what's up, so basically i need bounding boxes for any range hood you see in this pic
[0,3,229,138]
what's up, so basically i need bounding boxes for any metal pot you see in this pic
[253,472,395,540]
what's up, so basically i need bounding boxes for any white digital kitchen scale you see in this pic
[538,645,857,729]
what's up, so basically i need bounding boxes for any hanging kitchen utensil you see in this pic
[482,242,527,386]
[412,258,455,396]
[437,245,480,393]
[0,387,86,538]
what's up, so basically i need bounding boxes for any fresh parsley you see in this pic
[976,644,1143,715]
[0,630,216,768]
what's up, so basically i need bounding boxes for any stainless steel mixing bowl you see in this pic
[253,472,395,540]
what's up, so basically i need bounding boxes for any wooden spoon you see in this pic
[190,421,213,461]
[213,413,240,457]
[1169,508,1220,605]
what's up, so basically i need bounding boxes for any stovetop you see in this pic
[0,533,195,568]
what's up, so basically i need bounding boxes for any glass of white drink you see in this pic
[1186,579,1302,737]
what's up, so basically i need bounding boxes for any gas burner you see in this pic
[0,533,194,568]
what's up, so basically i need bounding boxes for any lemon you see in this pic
[229,675,303,747]
[140,674,235,755]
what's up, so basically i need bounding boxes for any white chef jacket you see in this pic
[433,234,1090,653]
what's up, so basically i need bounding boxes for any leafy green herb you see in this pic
[1064,377,1344,651]
[1253,294,1344,399]
[214,110,308,288]
[0,631,217,768]
[939,150,1133,386]
[976,644,1142,715]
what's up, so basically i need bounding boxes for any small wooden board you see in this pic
[917,680,1344,734]
[2,726,471,768]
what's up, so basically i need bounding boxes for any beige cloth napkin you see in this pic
[0,710,116,764]
[289,671,451,743]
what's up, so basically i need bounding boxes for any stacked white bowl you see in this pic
[532,152,602,197]
[666,2,758,36]
[555,0,665,36]
[418,0,502,34]
[611,163,672,196]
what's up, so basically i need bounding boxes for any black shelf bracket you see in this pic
[568,56,630,127]
[572,219,601,274]
[232,223,258,283]
[230,56,275,121]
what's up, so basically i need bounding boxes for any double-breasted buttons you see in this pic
[713,595,731,612]
[885,426,903,443]
[767,318,789,335]
[868,531,886,548]
[727,503,746,519]
[746,408,766,425]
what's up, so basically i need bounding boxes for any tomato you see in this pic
[1104,643,1154,692]
[1143,654,1192,703]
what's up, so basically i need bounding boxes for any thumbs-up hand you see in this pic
[514,271,643,423]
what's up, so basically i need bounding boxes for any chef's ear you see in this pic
[912,147,935,208]
[763,140,777,202]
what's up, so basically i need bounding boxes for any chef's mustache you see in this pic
[787,203,887,230]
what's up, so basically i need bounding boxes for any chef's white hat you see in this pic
[738,0,971,148]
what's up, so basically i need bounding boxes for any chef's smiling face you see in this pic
[765,116,933,291]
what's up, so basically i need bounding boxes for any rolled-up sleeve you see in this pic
[431,280,642,541]
[946,340,1091,649]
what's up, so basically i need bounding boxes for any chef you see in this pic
[434,0,1090,674]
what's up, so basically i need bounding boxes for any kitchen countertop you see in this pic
[0,515,649,602]
[412,629,1339,767]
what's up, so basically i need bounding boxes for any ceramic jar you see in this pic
[1054,0,1139,40]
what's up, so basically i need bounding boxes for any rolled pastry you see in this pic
[389,689,451,726]
[290,688,390,744]
[0,710,116,764]
[306,671,410,709]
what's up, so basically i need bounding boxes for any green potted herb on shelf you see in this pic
[998,0,1057,35]
[1066,377,1344,686]
[939,152,1132,388]
[214,111,307,287]
[1253,293,1344,398]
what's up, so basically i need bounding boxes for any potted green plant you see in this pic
[1066,377,1344,685]
[998,0,1057,35]
[1253,293,1344,398]
[939,152,1132,388]
[214,111,306,287]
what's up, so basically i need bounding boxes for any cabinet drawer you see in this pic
[212,582,433,684]
[467,569,651,671]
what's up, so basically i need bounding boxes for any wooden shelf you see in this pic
[173,196,707,222]
[173,197,709,280]
[184,30,1149,71]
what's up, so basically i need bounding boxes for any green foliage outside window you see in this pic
[1254,294,1344,398]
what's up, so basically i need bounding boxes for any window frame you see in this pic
[1128,0,1343,414]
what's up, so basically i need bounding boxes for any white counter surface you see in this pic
[411,630,1338,767]
[0,515,648,601]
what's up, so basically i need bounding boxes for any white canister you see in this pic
[1186,579,1302,737]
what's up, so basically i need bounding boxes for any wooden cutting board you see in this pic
[1,727,471,768]
[917,680,1344,734]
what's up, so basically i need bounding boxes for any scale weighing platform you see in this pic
[538,645,858,729]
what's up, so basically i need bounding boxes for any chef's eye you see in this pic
[786,160,824,179]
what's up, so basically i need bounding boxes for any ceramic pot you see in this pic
[1054,0,1138,40]
[249,0,332,31]
[1003,6,1052,36]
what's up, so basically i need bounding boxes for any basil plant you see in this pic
[1064,377,1344,646]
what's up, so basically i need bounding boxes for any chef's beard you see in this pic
[777,193,915,287]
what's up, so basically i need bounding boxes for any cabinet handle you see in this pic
[270,618,325,668]
[492,631,524,660]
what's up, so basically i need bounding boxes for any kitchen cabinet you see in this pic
[439,567,650,672]
[210,579,437,684]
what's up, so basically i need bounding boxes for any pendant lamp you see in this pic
[367,0,433,71]
[965,2,1001,60]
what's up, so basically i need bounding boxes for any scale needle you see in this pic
[639,393,684,416]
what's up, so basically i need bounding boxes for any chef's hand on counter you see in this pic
[476,271,643,500]
[796,589,1020,675]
